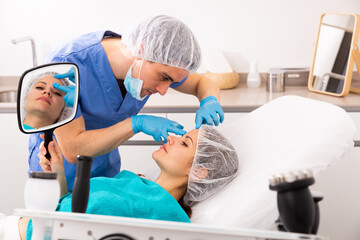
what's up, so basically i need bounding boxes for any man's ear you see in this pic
[137,44,145,56]
[190,167,208,181]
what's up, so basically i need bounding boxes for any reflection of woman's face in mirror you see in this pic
[23,76,66,129]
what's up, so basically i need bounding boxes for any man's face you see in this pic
[131,59,189,97]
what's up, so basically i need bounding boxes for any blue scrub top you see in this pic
[27,31,186,191]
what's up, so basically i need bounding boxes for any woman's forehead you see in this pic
[36,76,64,85]
[186,129,199,142]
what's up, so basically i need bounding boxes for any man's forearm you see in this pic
[55,118,135,163]
[197,75,221,101]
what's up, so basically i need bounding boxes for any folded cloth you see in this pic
[27,170,190,239]
[0,214,21,240]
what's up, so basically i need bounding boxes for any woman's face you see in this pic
[25,76,66,123]
[152,129,199,178]
[132,59,189,97]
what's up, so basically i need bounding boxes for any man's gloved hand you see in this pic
[54,67,76,83]
[131,115,186,143]
[195,95,224,129]
[53,67,76,107]
[53,84,75,108]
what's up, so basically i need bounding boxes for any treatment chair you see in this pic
[15,95,356,240]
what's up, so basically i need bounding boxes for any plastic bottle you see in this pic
[24,171,60,240]
[247,62,261,88]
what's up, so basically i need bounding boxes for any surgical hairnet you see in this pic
[183,125,239,207]
[122,15,202,74]
[23,72,72,123]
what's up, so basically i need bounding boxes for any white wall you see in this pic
[0,0,359,76]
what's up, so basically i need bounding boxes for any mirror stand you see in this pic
[349,45,360,94]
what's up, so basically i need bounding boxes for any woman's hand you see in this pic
[38,135,68,196]
[38,139,64,175]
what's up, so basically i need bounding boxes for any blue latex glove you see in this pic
[131,115,186,143]
[195,95,225,129]
[54,67,76,83]
[52,83,75,108]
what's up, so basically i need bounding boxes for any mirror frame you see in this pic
[308,12,360,97]
[17,62,80,134]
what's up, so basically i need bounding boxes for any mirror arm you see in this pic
[350,45,360,94]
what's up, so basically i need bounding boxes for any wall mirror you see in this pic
[308,13,360,97]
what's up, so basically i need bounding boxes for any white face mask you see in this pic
[124,60,146,101]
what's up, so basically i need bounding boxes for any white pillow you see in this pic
[190,95,356,229]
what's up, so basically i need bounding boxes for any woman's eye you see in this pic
[54,92,62,96]
[182,141,188,147]
[35,86,44,90]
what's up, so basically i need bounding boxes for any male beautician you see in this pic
[29,15,224,190]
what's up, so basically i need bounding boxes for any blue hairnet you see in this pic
[122,15,202,74]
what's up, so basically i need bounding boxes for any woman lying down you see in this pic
[15,125,239,240]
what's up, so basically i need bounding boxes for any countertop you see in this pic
[2,80,360,113]
[142,82,360,113]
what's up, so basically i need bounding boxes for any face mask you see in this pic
[124,60,146,101]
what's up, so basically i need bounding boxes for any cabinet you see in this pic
[0,114,29,215]
[313,148,360,240]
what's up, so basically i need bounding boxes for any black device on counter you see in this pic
[269,169,323,234]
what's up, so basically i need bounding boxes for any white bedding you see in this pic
[190,95,356,229]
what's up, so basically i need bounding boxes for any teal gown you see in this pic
[26,170,190,239]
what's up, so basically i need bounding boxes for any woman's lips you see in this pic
[37,96,51,105]
[160,145,167,153]
[146,90,153,95]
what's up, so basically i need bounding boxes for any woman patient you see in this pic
[22,72,73,130]
[20,125,239,239]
